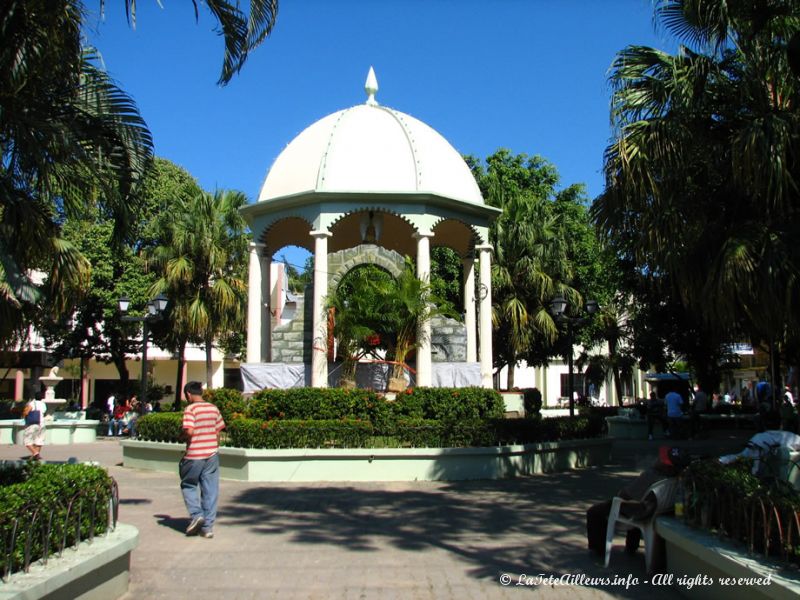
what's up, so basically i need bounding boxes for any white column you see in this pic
[247,243,264,362]
[476,244,494,389]
[311,230,331,387]
[462,257,477,363]
[260,253,272,362]
[415,231,434,387]
[14,369,24,401]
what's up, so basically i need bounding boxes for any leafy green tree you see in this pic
[38,216,154,396]
[469,150,586,388]
[594,0,800,383]
[149,190,249,390]
[430,246,463,309]
[38,159,200,398]
[0,1,153,345]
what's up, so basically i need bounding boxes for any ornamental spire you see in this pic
[365,66,378,106]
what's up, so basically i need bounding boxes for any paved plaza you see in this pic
[0,432,751,599]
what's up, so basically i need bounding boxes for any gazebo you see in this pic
[240,68,500,389]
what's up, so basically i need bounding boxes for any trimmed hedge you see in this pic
[0,463,113,578]
[227,418,374,449]
[392,387,505,421]
[136,412,183,442]
[132,387,604,449]
[247,388,393,428]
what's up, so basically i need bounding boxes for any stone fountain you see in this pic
[39,366,65,406]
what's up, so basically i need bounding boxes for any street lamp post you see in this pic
[119,294,168,402]
[549,296,599,418]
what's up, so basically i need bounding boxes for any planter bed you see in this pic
[0,523,138,600]
[0,419,100,445]
[656,516,800,599]
[121,437,613,482]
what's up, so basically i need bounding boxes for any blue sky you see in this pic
[87,1,670,261]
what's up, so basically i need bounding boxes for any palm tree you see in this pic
[594,0,800,371]
[376,258,457,390]
[471,150,580,388]
[148,190,249,389]
[0,1,153,344]
[326,265,391,386]
[115,0,279,85]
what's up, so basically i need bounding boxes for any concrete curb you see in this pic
[0,523,139,600]
[121,437,613,481]
[656,517,800,599]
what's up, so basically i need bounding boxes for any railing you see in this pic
[681,457,800,566]
[1,477,118,582]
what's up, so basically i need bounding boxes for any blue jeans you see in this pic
[179,454,220,532]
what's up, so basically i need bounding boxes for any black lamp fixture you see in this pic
[549,295,600,417]
[119,294,169,403]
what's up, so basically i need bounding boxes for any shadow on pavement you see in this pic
[155,514,190,534]
[223,466,673,598]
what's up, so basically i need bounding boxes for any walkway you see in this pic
[0,431,751,599]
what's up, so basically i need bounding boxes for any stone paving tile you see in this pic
[0,431,751,599]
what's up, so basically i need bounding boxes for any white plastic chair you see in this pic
[604,477,678,573]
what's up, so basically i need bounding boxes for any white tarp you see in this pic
[240,362,482,392]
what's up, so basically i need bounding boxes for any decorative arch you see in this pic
[327,245,405,291]
[431,218,481,258]
[328,209,416,255]
[261,216,314,255]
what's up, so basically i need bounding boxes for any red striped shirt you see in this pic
[182,402,225,460]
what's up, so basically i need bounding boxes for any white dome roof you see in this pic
[258,96,484,205]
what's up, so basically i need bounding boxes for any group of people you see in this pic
[105,394,154,437]
[646,380,798,440]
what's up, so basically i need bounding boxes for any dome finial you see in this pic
[365,66,379,106]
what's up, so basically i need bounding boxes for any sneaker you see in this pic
[185,516,205,536]
[200,530,214,539]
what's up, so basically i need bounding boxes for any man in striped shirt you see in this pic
[180,381,225,538]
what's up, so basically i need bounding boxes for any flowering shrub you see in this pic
[202,388,246,424]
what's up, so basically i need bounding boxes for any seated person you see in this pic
[109,399,130,436]
[586,446,690,557]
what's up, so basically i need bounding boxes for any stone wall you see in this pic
[430,315,467,362]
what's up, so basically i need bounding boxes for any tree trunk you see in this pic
[173,338,187,411]
[112,354,129,392]
[205,333,214,389]
[507,362,516,390]
[612,365,623,406]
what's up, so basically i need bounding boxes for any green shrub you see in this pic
[203,388,246,423]
[681,458,800,565]
[136,412,184,443]
[392,387,505,421]
[521,388,543,416]
[0,463,113,577]
[226,418,374,448]
[0,400,16,419]
[247,388,392,428]
[385,416,603,447]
